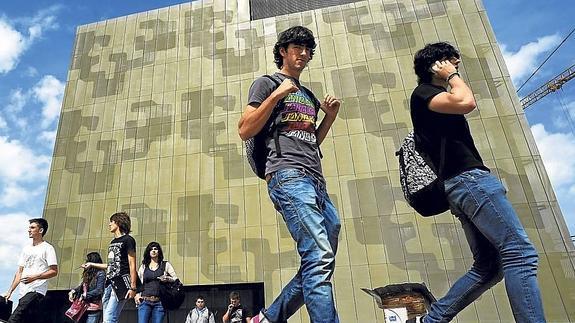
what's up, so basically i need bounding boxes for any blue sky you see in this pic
[0,0,573,305]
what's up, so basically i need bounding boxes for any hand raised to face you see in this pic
[430,60,458,80]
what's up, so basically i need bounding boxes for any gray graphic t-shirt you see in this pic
[247,73,324,182]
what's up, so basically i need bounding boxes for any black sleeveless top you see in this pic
[142,264,163,297]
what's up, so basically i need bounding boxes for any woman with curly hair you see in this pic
[69,252,106,323]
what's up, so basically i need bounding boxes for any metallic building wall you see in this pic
[44,0,575,321]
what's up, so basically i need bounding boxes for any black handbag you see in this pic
[158,261,185,310]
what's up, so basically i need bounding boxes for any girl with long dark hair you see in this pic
[135,242,178,323]
[69,252,106,323]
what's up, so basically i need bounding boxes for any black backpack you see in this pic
[396,131,449,216]
[158,261,185,310]
[245,75,320,179]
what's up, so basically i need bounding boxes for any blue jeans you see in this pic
[102,285,128,323]
[425,168,545,323]
[138,300,165,323]
[84,311,102,323]
[264,168,341,323]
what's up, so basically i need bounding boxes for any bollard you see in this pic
[362,282,435,323]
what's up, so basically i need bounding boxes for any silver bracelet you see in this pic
[446,72,460,82]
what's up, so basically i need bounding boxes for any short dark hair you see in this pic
[273,26,316,69]
[413,42,460,84]
[142,241,164,266]
[196,295,205,302]
[30,218,48,236]
[110,212,131,234]
[229,291,240,300]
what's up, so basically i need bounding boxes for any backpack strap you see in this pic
[262,74,282,88]
[413,132,446,180]
[262,75,284,157]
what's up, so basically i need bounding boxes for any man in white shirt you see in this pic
[2,218,58,323]
[185,295,215,323]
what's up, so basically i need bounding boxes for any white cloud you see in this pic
[33,75,64,128]
[501,34,562,85]
[531,124,575,234]
[39,130,57,148]
[531,124,575,189]
[2,75,63,132]
[14,117,28,130]
[27,13,58,42]
[0,183,43,208]
[0,7,59,75]
[6,88,29,114]
[0,115,7,129]
[552,101,575,130]
[0,136,51,209]
[24,66,38,77]
[0,136,51,182]
[0,213,32,270]
[0,20,26,74]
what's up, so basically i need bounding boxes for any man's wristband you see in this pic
[446,72,460,82]
[129,287,137,291]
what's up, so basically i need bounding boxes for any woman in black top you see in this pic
[135,242,178,323]
[69,252,106,323]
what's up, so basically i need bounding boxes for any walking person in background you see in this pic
[409,42,546,323]
[135,241,178,323]
[2,218,58,323]
[69,252,106,323]
[185,295,215,323]
[82,212,138,323]
[238,25,342,323]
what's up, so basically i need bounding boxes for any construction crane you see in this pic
[521,64,575,109]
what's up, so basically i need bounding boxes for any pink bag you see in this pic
[65,298,88,322]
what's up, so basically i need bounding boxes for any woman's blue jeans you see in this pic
[138,299,165,323]
[264,168,341,323]
[425,168,545,323]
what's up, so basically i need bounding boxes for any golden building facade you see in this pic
[44,0,575,321]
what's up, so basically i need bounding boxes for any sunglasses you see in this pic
[150,247,159,251]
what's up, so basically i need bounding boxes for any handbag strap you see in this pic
[160,260,167,276]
